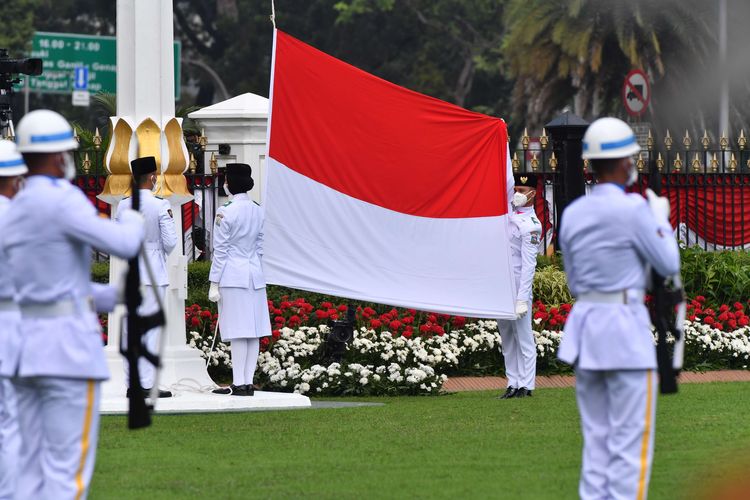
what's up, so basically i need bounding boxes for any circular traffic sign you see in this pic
[622,69,650,117]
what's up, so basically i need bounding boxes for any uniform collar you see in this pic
[593,183,627,195]
[514,205,534,214]
[26,174,63,186]
[233,192,249,201]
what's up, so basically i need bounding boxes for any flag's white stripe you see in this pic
[264,157,517,318]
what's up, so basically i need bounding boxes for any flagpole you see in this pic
[270,0,276,28]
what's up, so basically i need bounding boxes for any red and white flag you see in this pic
[264,30,516,318]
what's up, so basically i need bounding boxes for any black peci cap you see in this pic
[513,173,538,187]
[225,163,252,178]
[131,156,157,177]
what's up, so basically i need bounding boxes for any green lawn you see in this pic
[92,382,750,499]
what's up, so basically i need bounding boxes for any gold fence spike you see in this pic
[656,152,665,172]
[729,153,738,172]
[673,153,683,171]
[720,131,729,150]
[691,153,702,172]
[521,128,530,150]
[530,151,539,171]
[539,128,549,149]
[549,151,558,171]
[93,127,102,150]
[712,153,722,172]
[647,129,654,150]
[665,129,673,150]
[199,128,208,151]
[701,130,710,150]
[583,158,590,171]
[636,152,645,172]
[209,152,218,174]
[512,152,520,172]
[82,153,91,174]
[739,129,747,151]
[189,152,197,174]
[683,130,692,149]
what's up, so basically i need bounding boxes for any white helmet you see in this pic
[0,139,28,177]
[582,117,640,160]
[15,109,78,153]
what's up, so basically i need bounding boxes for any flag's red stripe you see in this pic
[269,31,508,219]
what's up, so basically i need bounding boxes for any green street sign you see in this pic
[25,31,181,99]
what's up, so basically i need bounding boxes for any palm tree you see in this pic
[503,0,715,130]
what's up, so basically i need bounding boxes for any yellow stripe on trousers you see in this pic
[75,380,95,500]
[636,371,654,500]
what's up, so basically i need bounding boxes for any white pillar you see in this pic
[101,0,212,397]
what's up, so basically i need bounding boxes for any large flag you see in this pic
[264,30,516,318]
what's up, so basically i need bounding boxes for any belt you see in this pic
[577,290,645,305]
[0,299,18,313]
[20,297,95,318]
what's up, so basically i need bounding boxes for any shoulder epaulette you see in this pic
[223,200,233,207]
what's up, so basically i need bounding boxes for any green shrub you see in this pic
[532,266,572,305]
[680,248,750,304]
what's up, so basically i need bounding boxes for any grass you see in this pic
[91,382,750,499]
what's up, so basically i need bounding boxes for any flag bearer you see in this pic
[116,156,177,398]
[558,117,680,500]
[209,163,271,396]
[0,109,144,499]
[497,173,542,399]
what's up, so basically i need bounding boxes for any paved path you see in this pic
[443,370,750,392]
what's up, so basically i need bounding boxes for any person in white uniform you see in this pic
[558,117,680,500]
[209,163,271,396]
[0,140,26,499]
[0,110,144,500]
[116,156,177,398]
[497,173,543,399]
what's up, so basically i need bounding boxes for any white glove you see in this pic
[208,282,221,303]
[515,300,529,319]
[646,189,670,223]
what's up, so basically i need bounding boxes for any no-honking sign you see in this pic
[622,69,650,117]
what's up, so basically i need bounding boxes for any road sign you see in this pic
[72,90,90,107]
[73,66,89,90]
[24,32,181,98]
[622,69,650,117]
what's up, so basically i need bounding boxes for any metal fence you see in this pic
[73,127,750,264]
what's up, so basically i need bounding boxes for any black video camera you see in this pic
[0,48,43,136]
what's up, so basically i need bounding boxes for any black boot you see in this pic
[514,387,533,398]
[498,387,518,399]
[212,384,243,395]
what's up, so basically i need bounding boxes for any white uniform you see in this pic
[0,195,21,499]
[0,175,143,500]
[116,190,177,389]
[559,183,680,500]
[497,205,542,390]
[209,193,271,387]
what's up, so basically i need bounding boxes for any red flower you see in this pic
[728,320,737,329]
[321,301,333,309]
[704,308,715,316]
[190,317,201,327]
[370,319,382,329]
[549,307,559,315]
[719,304,730,313]
[274,316,285,325]
[427,314,437,323]
[401,316,414,325]
[695,296,706,303]
[718,312,729,322]
[537,303,547,312]
[715,323,724,331]
[330,313,339,320]
[272,329,281,339]
[315,310,329,319]
[704,316,714,325]
[280,301,291,309]
[419,324,430,333]
[337,304,348,312]
[303,303,314,313]
[734,302,744,311]
[389,320,402,331]
[288,315,301,326]
[200,310,212,319]
[739,317,749,327]
[452,316,466,328]
[549,318,558,327]
[362,307,376,318]
[260,337,270,347]
[402,329,413,339]
[560,304,572,312]
[407,309,417,315]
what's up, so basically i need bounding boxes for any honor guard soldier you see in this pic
[116,156,177,398]
[209,163,272,396]
[0,110,144,499]
[497,173,543,399]
[558,118,680,500]
[0,140,26,498]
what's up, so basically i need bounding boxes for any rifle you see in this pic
[647,166,686,394]
[120,179,167,429]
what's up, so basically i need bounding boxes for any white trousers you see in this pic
[497,309,537,390]
[575,369,657,500]
[0,379,20,500]
[12,377,101,500]
[230,338,260,386]
[123,285,166,389]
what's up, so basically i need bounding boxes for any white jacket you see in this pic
[209,193,265,289]
[509,206,542,304]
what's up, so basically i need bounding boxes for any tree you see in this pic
[502,0,716,130]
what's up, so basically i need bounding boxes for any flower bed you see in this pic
[186,297,750,396]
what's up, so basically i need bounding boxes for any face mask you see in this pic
[62,152,76,181]
[626,165,638,187]
[223,183,233,198]
[14,177,25,195]
[512,191,529,208]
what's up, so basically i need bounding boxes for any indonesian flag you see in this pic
[264,30,516,318]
